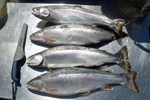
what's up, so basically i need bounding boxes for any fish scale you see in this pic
[30,24,116,46]
[27,68,140,96]
[27,46,131,72]
[32,5,129,36]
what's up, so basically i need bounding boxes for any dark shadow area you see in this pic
[100,0,150,54]
[125,18,150,53]
[126,18,148,42]
[100,0,122,19]
[28,84,119,99]
[36,20,58,29]
[80,63,117,71]
[9,0,103,5]
[134,42,150,53]
[31,40,54,48]
[28,63,121,73]
[0,98,12,100]
[28,65,49,72]
[0,4,8,30]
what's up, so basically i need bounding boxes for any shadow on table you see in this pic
[28,65,49,72]
[125,18,150,53]
[0,6,8,30]
[36,21,57,29]
[0,98,12,100]
[134,42,150,53]
[101,1,150,53]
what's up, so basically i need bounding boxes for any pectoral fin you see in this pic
[44,62,52,71]
[45,87,58,93]
[77,64,85,67]
[100,85,113,90]
[50,17,60,21]
[102,50,107,52]
[106,70,112,73]
[98,65,107,69]
[78,90,90,95]
[46,39,56,42]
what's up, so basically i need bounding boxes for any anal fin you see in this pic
[98,65,107,69]
[78,90,90,95]
[100,85,113,90]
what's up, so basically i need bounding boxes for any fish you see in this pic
[27,46,131,72]
[30,24,121,46]
[27,68,140,96]
[32,5,129,36]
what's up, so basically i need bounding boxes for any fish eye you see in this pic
[40,8,50,17]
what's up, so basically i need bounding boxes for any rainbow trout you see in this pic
[27,46,131,72]
[27,68,140,96]
[32,5,129,36]
[30,24,120,46]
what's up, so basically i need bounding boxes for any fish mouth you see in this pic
[26,80,33,89]
[26,57,44,67]
[32,8,40,16]
[30,35,35,40]
[26,83,35,90]
[26,61,41,66]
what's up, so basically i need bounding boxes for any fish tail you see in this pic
[121,71,140,93]
[111,19,129,37]
[118,61,131,72]
[116,46,128,61]
[116,46,131,72]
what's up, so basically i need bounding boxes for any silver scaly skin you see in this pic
[30,24,116,46]
[27,46,131,72]
[27,68,140,96]
[32,5,129,36]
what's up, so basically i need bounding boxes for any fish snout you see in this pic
[27,55,44,67]
[30,34,35,40]
[27,78,44,91]
[32,7,40,16]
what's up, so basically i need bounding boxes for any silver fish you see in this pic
[27,46,131,71]
[30,24,119,46]
[27,68,140,96]
[32,5,129,36]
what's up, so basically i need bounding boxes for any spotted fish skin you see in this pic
[30,24,116,46]
[27,46,131,72]
[32,5,129,35]
[27,68,140,96]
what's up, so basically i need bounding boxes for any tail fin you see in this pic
[116,46,128,60]
[111,19,129,37]
[121,71,140,93]
[118,61,131,72]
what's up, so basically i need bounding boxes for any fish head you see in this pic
[27,55,43,67]
[30,31,46,42]
[27,76,44,91]
[32,7,50,19]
